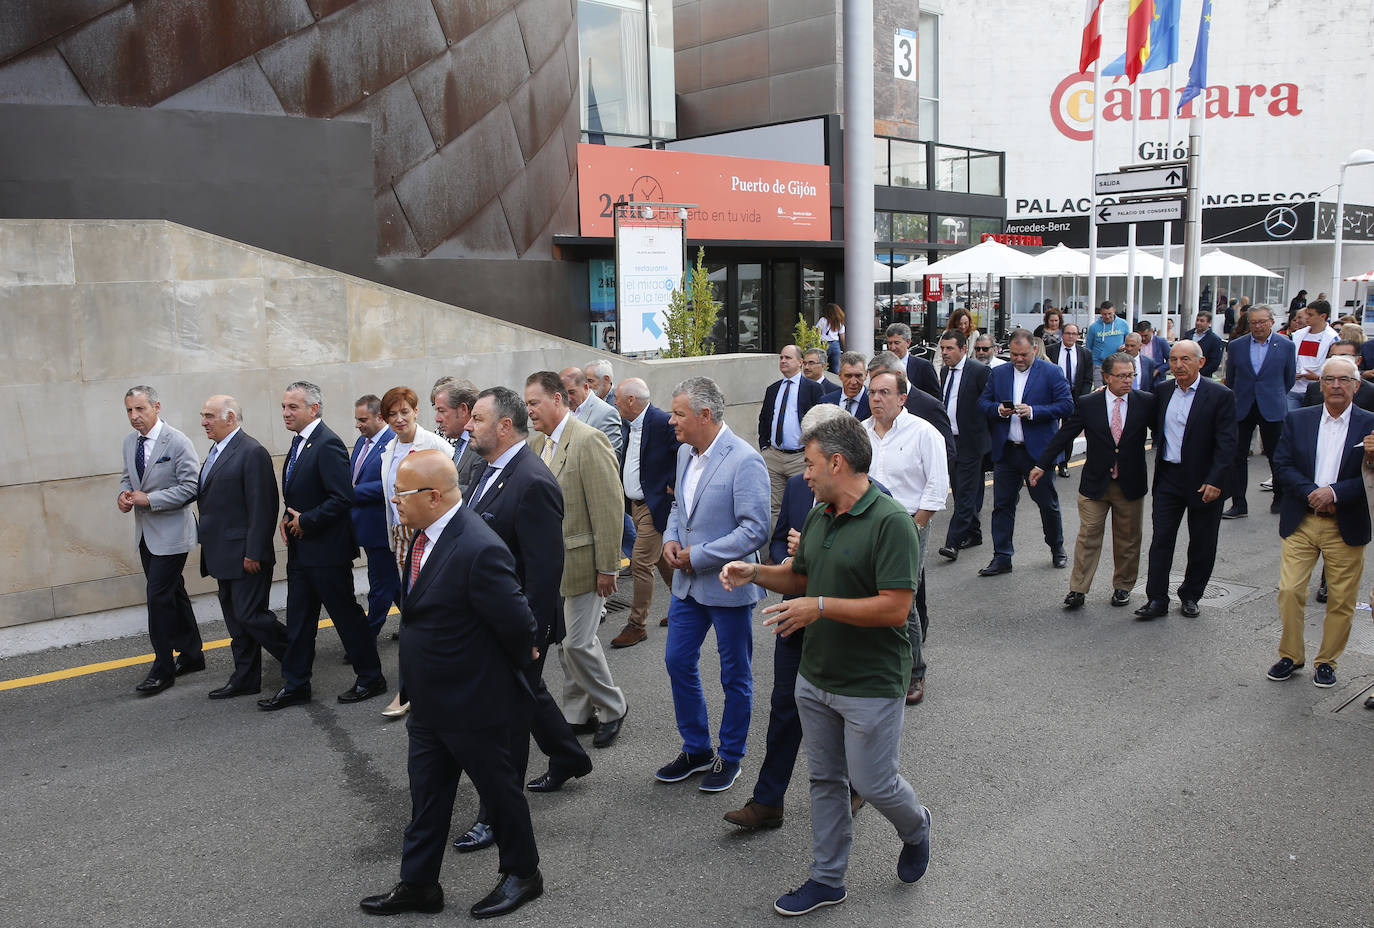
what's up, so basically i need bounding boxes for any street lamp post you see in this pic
[1330,147,1374,313]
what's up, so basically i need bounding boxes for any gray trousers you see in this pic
[795,676,929,888]
[559,590,627,724]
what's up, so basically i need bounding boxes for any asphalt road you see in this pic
[1,454,1372,928]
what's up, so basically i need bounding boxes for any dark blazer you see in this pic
[1193,329,1225,378]
[468,444,566,648]
[941,358,992,461]
[1036,389,1156,500]
[1127,353,1164,394]
[770,473,817,566]
[1273,405,1374,546]
[903,353,942,400]
[820,387,870,421]
[453,435,486,494]
[1045,342,1093,397]
[349,425,393,550]
[1302,379,1374,412]
[758,376,825,450]
[197,430,279,579]
[979,359,1076,463]
[399,505,536,729]
[1152,378,1237,492]
[1225,334,1296,420]
[631,403,681,533]
[282,421,358,567]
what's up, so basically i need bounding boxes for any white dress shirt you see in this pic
[415,500,461,574]
[864,410,949,514]
[541,410,571,463]
[943,360,964,435]
[202,426,241,484]
[1104,392,1129,432]
[839,388,866,417]
[770,374,804,450]
[1314,403,1352,494]
[1162,379,1200,464]
[623,406,647,500]
[681,425,729,514]
[1058,344,1077,384]
[1009,366,1032,443]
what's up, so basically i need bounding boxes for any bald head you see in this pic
[393,450,461,531]
[615,376,651,420]
[200,394,242,442]
[560,366,590,410]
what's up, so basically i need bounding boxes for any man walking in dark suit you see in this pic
[1189,311,1226,378]
[117,385,204,695]
[1121,333,1164,394]
[260,381,386,710]
[1222,306,1295,519]
[1030,354,1156,609]
[432,378,485,495]
[359,451,543,920]
[977,330,1075,575]
[196,395,287,698]
[451,387,592,855]
[1135,342,1238,620]
[820,352,871,419]
[936,332,992,560]
[351,395,397,638]
[885,322,942,399]
[1046,323,1093,398]
[759,345,826,520]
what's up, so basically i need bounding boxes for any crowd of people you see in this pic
[110,293,1374,919]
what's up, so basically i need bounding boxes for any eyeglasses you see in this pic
[1320,376,1357,384]
[392,486,434,499]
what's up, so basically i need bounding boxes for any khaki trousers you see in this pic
[627,499,672,629]
[1069,481,1143,594]
[1277,514,1365,669]
[763,445,807,526]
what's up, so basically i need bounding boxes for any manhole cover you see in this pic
[1342,614,1374,657]
[1130,575,1263,609]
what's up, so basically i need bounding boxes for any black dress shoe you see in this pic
[1063,591,1085,610]
[1180,599,1200,618]
[1110,589,1131,607]
[568,717,599,735]
[527,757,593,792]
[135,675,174,695]
[1221,506,1248,520]
[1057,463,1070,478]
[593,711,626,748]
[208,682,261,700]
[1316,583,1328,604]
[978,560,1013,577]
[1364,695,1374,710]
[1051,548,1068,568]
[360,880,444,915]
[257,687,311,711]
[174,654,206,676]
[957,535,983,549]
[338,678,388,704]
[1134,599,1169,620]
[937,546,958,561]
[470,870,543,919]
[453,821,495,853]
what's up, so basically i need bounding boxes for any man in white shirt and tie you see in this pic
[758,346,825,520]
[820,352,871,420]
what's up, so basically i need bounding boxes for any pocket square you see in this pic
[156,455,172,463]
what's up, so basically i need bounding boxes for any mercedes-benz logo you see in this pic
[1264,206,1298,239]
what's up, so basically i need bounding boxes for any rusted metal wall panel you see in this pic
[0,0,123,63]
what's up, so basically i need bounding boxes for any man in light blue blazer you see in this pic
[562,366,623,456]
[657,376,771,794]
[1222,306,1295,518]
[117,385,203,695]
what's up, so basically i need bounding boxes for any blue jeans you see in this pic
[621,511,636,560]
[664,595,754,762]
[825,341,842,373]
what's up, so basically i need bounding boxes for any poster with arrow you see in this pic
[1095,198,1185,225]
[615,223,683,354]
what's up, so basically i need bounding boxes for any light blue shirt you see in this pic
[1249,332,1274,375]
[1086,317,1130,364]
[1162,379,1201,464]
[771,374,804,451]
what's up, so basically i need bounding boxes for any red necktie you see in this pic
[1110,397,1124,478]
[408,532,427,591]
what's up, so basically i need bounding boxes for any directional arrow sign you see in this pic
[1095,198,1186,225]
[1095,166,1188,196]
[642,312,663,338]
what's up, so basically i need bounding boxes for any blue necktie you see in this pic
[284,434,303,486]
[201,443,219,488]
[472,464,499,504]
[135,435,147,481]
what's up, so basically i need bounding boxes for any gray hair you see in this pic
[804,347,825,361]
[221,396,242,423]
[867,350,904,375]
[430,375,455,403]
[1101,351,1132,377]
[1248,305,1274,322]
[801,403,849,432]
[126,385,158,404]
[672,376,725,422]
[1321,356,1359,379]
[885,322,913,341]
[1172,339,1204,360]
[477,386,528,435]
[838,350,866,369]
[285,380,323,410]
[617,377,651,402]
[435,378,478,412]
[802,410,871,474]
[587,359,614,381]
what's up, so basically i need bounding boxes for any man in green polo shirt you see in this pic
[721,413,931,917]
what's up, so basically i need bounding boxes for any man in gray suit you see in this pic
[117,385,203,696]
[561,366,623,456]
[431,378,485,493]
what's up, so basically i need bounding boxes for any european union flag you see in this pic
[1101,0,1181,75]
[1176,0,1213,114]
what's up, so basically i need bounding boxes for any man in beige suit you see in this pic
[525,371,629,747]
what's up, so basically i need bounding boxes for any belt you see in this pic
[1005,440,1024,446]
[1307,508,1336,518]
[772,447,803,454]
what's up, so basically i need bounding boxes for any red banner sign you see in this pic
[923,274,942,302]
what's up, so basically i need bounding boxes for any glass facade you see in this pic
[579,0,676,143]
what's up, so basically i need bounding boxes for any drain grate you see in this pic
[1130,574,1264,609]
[1342,615,1374,657]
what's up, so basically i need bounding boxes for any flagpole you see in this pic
[1126,77,1139,330]
[1087,65,1101,328]
[1161,62,1177,330]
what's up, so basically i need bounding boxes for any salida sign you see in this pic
[1049,72,1303,142]
[578,144,830,241]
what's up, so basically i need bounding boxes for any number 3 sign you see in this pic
[894,29,916,82]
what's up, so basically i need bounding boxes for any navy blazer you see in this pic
[197,430,280,579]
[630,404,681,533]
[1152,378,1237,493]
[1225,334,1296,421]
[1273,405,1374,546]
[1045,342,1094,397]
[1127,353,1164,394]
[349,425,393,549]
[467,444,566,648]
[758,376,825,450]
[1193,329,1224,378]
[820,387,870,420]
[282,421,358,567]
[941,358,992,461]
[399,505,536,729]
[769,473,817,567]
[1037,389,1156,501]
[904,353,942,400]
[979,359,1075,463]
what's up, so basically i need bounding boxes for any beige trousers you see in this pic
[1069,482,1143,594]
[1276,514,1365,669]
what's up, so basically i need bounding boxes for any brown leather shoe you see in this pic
[611,624,647,648]
[905,678,925,705]
[723,799,784,830]
[850,792,866,816]
[659,616,669,627]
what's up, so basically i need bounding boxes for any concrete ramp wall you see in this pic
[0,219,775,627]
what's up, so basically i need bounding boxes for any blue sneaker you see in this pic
[774,880,846,916]
[698,756,741,792]
[654,750,716,783]
[1313,663,1336,688]
[898,806,932,884]
[1266,657,1303,681]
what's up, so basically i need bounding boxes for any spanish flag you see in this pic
[1125,0,1155,82]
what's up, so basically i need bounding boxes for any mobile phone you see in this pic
[1000,400,1013,411]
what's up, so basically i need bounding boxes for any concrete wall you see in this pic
[0,218,777,628]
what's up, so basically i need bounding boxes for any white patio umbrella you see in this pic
[893,257,929,281]
[1197,249,1281,278]
[1029,243,1091,276]
[922,239,1039,277]
[1342,270,1374,282]
[1095,250,1182,279]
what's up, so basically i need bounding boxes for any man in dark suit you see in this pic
[1135,342,1238,620]
[359,451,543,920]
[936,332,992,560]
[610,377,679,648]
[977,330,1075,575]
[1302,341,1374,410]
[260,381,386,710]
[1267,356,1374,689]
[1121,333,1163,393]
[1188,311,1225,378]
[350,394,397,638]
[1046,323,1094,398]
[885,322,942,399]
[432,378,485,494]
[196,395,287,698]
[451,387,591,854]
[1222,306,1295,519]
[819,351,871,419]
[759,345,826,520]
[1030,355,1157,609]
